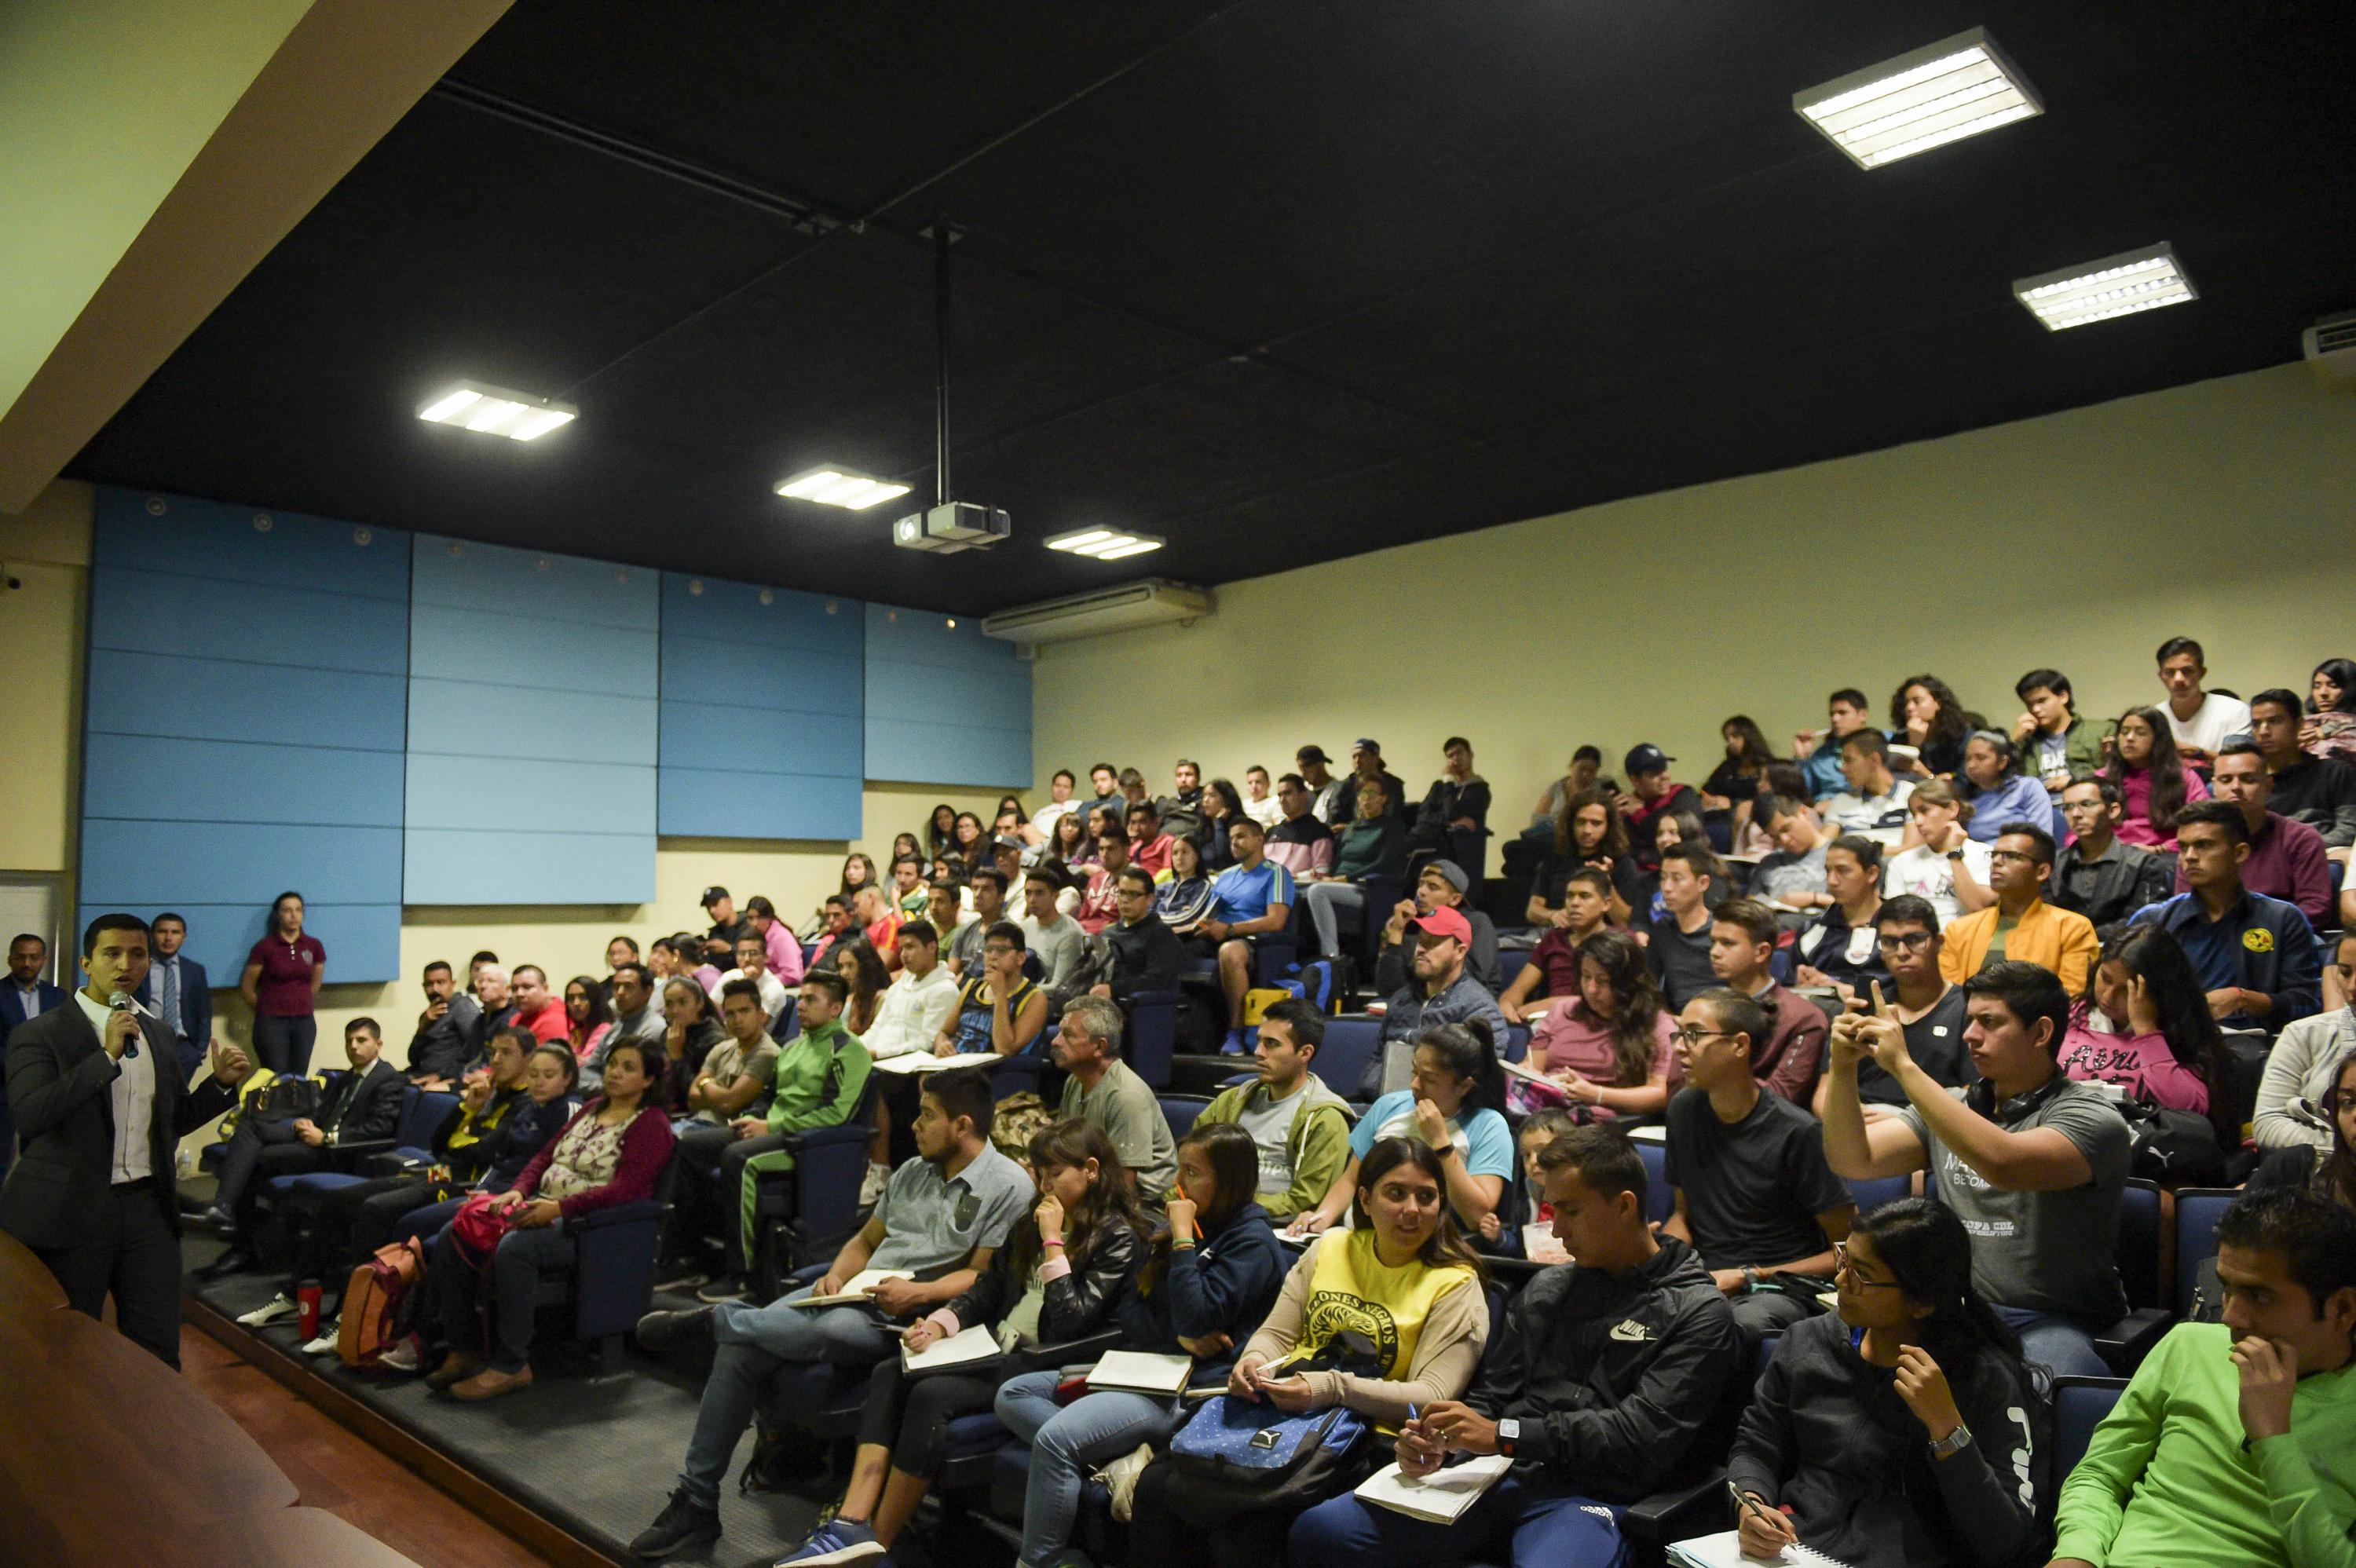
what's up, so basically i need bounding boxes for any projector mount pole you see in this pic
[934,218,951,509]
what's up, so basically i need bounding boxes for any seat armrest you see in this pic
[323,1137,397,1170]
[569,1198,666,1234]
[361,1151,428,1179]
[1008,1328,1125,1378]
[778,1123,872,1153]
[2097,1307,2172,1372]
[1620,1467,1730,1542]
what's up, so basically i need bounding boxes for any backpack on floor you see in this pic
[338,1236,426,1369]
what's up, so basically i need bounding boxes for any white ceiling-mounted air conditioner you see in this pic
[982,579,1213,645]
[2302,310,2356,391]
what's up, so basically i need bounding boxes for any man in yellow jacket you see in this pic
[1938,823,2098,992]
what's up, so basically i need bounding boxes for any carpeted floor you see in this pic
[176,1211,1007,1568]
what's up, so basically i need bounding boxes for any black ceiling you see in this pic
[68,1,2355,616]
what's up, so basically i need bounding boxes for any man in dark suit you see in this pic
[0,913,251,1367]
[199,1015,406,1280]
[2,932,71,1180]
[143,912,214,1085]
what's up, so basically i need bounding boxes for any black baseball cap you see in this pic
[1624,744,1674,775]
[701,886,730,907]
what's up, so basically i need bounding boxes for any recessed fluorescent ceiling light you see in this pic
[2014,244,2197,331]
[774,466,912,511]
[416,381,576,440]
[1045,527,1165,561]
[1795,27,2041,169]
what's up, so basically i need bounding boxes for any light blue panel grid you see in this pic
[411,535,658,629]
[862,601,1031,788]
[404,830,655,905]
[82,487,410,982]
[85,649,408,752]
[658,768,865,840]
[75,901,400,992]
[406,536,660,903]
[93,488,410,601]
[404,676,659,762]
[90,568,411,676]
[82,735,405,828]
[408,604,660,701]
[80,820,404,907]
[404,754,656,833]
[657,572,865,839]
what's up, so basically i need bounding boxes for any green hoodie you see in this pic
[763,1017,873,1139]
[1198,1073,1355,1221]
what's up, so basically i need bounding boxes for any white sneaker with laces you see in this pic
[236,1294,299,1329]
[301,1323,341,1355]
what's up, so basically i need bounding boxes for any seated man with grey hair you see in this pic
[1049,994,1176,1205]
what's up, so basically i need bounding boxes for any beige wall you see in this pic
[1031,364,2356,836]
[0,479,93,873]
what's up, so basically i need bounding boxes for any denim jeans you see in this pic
[993,1369,1182,1566]
[1290,1480,1627,1568]
[1995,1304,2109,1378]
[675,1284,898,1509]
[430,1219,574,1372]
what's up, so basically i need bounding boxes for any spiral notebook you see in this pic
[1666,1530,1852,1568]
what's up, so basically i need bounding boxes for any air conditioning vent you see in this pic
[982,579,1213,645]
[2303,310,2356,389]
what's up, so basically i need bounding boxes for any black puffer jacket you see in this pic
[941,1216,1144,1347]
[1465,1234,1743,1501]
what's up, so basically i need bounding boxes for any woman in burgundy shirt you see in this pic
[240,890,325,1074]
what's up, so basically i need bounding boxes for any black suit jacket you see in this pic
[323,1057,405,1143]
[0,1000,235,1250]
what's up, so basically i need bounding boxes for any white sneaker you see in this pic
[301,1323,341,1355]
[375,1336,424,1374]
[1096,1442,1157,1523]
[236,1293,299,1329]
[858,1161,891,1208]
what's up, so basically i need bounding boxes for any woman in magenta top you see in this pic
[240,889,324,1074]
[2057,925,2224,1116]
[1508,929,1677,1119]
[2101,706,2206,849]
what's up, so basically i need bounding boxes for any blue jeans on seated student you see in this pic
[675,1284,900,1510]
[430,1220,574,1372]
[1995,1305,2109,1378]
[993,1369,1184,1566]
[1289,1479,1629,1568]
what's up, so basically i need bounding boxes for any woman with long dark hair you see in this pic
[835,936,891,1036]
[950,811,987,867]
[1701,714,1779,809]
[2303,657,2356,762]
[1153,832,1216,936]
[2252,1050,2356,1212]
[1955,730,2058,842]
[993,1120,1286,1568]
[1890,674,1970,777]
[1290,1022,1513,1238]
[759,1120,1149,1566]
[240,890,325,1073]
[2102,705,2206,849]
[1126,1137,1488,1568]
[925,802,958,859]
[1045,806,1092,868]
[1513,930,1675,1120]
[1529,784,1639,927]
[2060,925,2226,1118]
[1725,1197,2041,1568]
[562,974,613,1066]
[1198,777,1246,872]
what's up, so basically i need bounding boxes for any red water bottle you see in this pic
[296,1281,322,1340]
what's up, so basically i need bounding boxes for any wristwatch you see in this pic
[1943,848,1966,862]
[1928,1424,1973,1460]
[1742,1265,1762,1293]
[1497,1418,1520,1457]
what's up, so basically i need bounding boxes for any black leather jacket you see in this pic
[942,1215,1144,1345]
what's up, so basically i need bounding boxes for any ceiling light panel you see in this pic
[2014,244,2197,331]
[774,466,912,511]
[1795,27,2041,170]
[1046,527,1165,560]
[416,381,576,441]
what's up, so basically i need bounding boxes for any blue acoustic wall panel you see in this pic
[658,574,865,839]
[863,602,1033,788]
[79,488,409,983]
[404,536,658,904]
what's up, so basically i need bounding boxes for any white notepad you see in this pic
[871,1051,1001,1076]
[1666,1529,1851,1568]
[791,1268,912,1307]
[902,1324,1001,1372]
[1626,1123,1669,1144]
[1354,1454,1512,1522]
[1085,1350,1192,1395]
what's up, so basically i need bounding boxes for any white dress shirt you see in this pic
[708,967,793,1030]
[147,953,188,1043]
[75,989,155,1183]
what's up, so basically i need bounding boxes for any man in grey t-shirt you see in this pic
[1051,996,1176,1204]
[1820,959,2130,1379]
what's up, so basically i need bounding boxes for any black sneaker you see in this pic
[635,1306,715,1351]
[628,1488,720,1559]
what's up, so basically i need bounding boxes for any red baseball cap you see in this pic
[1405,905,1473,947]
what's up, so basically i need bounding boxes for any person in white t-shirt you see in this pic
[855,921,964,1204]
[1879,780,1994,928]
[705,933,793,1034]
[1242,765,1285,829]
[1029,769,1080,846]
[2156,635,2252,769]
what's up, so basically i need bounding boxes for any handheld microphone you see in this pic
[108,990,140,1058]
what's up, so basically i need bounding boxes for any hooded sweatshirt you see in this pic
[1196,1074,1357,1220]
[1113,1201,1285,1381]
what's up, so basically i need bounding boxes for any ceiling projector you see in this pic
[893,501,1009,554]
